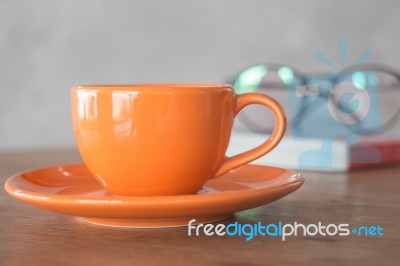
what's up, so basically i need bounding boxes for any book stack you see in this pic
[227,131,400,172]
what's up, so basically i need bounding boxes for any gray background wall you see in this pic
[1,0,399,150]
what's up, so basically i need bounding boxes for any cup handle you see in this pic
[214,93,286,177]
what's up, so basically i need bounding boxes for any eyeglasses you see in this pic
[229,64,400,138]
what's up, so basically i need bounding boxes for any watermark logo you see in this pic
[287,39,383,168]
[188,219,384,241]
[315,39,373,69]
[233,39,400,169]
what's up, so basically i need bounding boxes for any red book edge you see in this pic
[350,140,400,169]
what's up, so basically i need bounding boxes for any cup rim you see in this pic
[72,83,233,91]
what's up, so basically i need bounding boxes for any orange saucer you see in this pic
[4,164,304,228]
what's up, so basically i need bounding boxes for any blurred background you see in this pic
[1,0,399,151]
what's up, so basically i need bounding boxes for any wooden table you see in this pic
[0,150,399,266]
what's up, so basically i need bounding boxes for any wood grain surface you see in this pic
[0,150,399,266]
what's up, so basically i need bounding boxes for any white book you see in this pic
[227,131,400,172]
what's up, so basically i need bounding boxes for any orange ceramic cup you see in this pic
[71,84,286,196]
